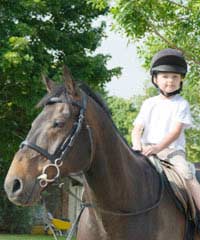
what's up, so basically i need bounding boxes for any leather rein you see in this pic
[20,91,93,187]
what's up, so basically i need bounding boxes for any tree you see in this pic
[89,0,200,162]
[0,0,121,232]
[106,96,138,144]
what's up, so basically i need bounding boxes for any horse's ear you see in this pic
[42,75,56,93]
[63,65,79,97]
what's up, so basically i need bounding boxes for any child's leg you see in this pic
[156,148,200,210]
[186,178,200,210]
[169,154,200,210]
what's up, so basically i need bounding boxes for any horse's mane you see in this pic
[79,83,130,147]
[78,82,111,118]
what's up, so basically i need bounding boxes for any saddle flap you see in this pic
[150,156,196,221]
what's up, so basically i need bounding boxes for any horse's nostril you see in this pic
[12,179,22,193]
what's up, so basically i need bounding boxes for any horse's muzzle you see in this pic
[4,177,24,204]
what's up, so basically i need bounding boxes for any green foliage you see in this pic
[0,0,121,233]
[185,129,200,163]
[87,0,108,10]
[106,96,138,144]
[0,196,33,233]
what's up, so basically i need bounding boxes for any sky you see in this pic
[95,20,148,99]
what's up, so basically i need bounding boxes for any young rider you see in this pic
[131,48,200,210]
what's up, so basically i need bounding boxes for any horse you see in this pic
[4,66,200,239]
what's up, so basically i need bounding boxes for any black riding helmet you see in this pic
[150,48,187,97]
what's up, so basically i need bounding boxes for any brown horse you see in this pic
[4,67,200,239]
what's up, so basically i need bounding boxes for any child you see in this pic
[132,48,200,210]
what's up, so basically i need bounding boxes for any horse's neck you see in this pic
[84,102,144,209]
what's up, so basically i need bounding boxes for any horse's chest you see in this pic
[78,211,153,240]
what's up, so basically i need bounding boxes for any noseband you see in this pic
[20,91,93,187]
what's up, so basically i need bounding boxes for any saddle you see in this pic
[149,156,200,227]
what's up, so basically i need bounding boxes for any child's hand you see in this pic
[132,143,142,151]
[142,145,160,156]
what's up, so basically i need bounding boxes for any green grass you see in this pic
[0,235,76,240]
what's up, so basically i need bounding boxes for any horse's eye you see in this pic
[52,120,65,128]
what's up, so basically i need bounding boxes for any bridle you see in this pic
[20,90,94,187]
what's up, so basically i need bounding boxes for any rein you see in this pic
[81,161,165,217]
[20,91,94,187]
[58,164,165,240]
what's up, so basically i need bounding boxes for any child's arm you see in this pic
[131,124,144,151]
[142,122,184,156]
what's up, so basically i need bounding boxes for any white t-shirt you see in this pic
[134,95,192,151]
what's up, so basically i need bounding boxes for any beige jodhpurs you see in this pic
[156,148,196,180]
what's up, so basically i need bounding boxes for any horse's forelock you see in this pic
[36,82,111,119]
[36,85,66,108]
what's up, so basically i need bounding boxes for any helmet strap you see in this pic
[159,87,182,97]
[152,76,183,97]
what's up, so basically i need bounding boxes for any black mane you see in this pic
[79,83,111,117]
